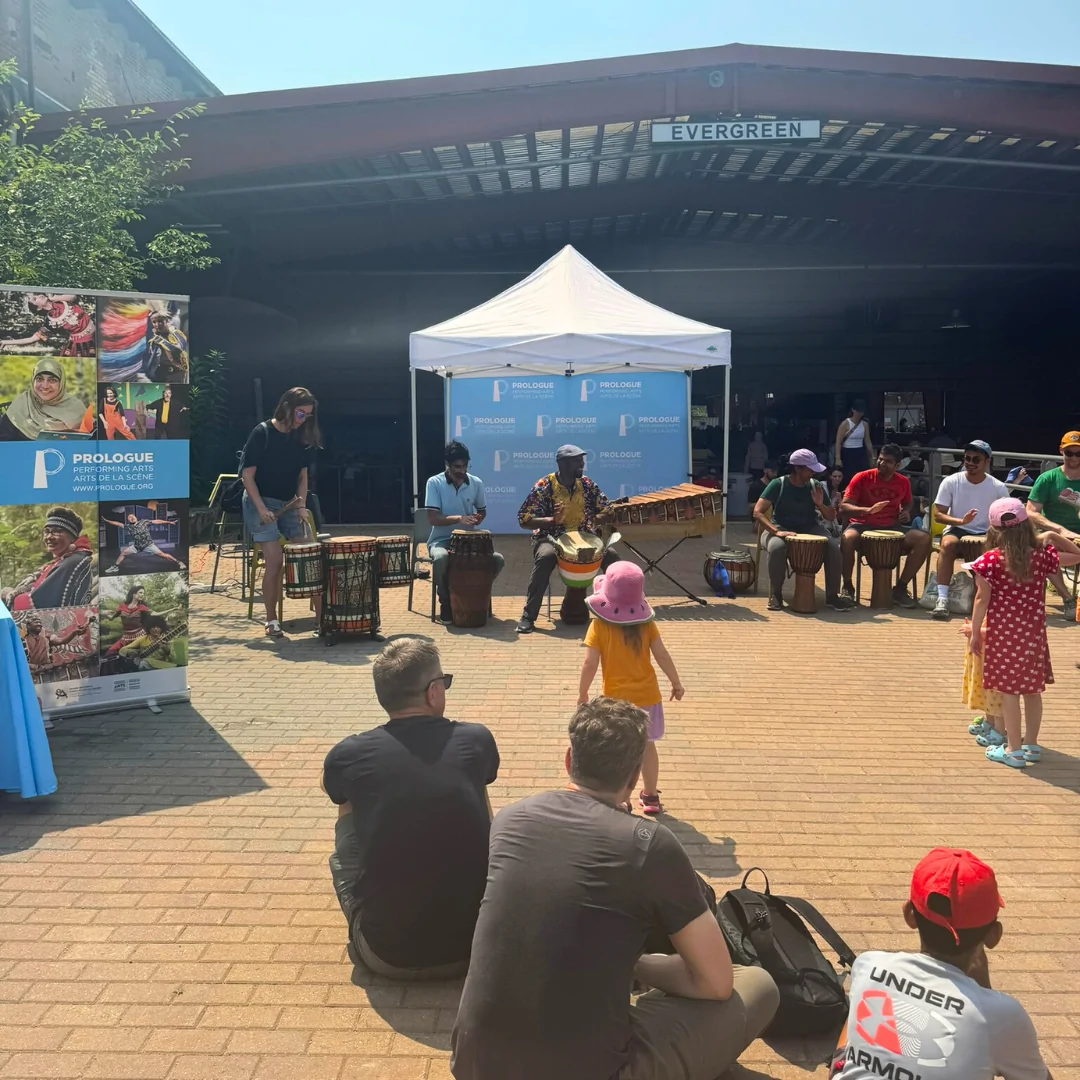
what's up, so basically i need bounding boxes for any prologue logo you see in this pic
[72,452,155,464]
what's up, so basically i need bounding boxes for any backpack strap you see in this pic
[727,890,792,983]
[773,894,856,969]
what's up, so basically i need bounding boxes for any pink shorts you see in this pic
[643,702,665,741]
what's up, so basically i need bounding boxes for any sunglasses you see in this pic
[963,456,986,464]
[426,673,453,691]
[294,408,310,420]
[1064,450,1080,459]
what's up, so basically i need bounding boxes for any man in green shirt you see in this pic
[753,449,853,613]
[1026,430,1080,619]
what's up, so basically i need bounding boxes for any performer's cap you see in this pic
[556,444,586,461]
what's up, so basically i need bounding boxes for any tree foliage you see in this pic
[188,348,232,504]
[0,57,218,291]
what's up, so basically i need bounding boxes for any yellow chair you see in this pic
[923,504,947,591]
[746,507,772,594]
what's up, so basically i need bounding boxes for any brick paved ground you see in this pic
[3,526,1080,1080]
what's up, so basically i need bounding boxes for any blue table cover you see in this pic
[0,601,58,798]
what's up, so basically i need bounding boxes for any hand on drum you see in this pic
[869,500,891,517]
[670,684,685,702]
[777,530,799,540]
[460,513,482,527]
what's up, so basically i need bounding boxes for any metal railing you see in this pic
[925,448,1064,503]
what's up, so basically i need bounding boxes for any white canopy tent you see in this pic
[408,245,733,535]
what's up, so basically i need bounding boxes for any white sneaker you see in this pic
[932,596,950,620]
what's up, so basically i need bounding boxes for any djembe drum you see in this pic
[704,549,755,595]
[960,534,987,565]
[321,537,380,642]
[555,530,606,625]
[785,534,828,614]
[861,530,906,608]
[376,535,411,587]
[447,530,495,628]
[282,541,323,599]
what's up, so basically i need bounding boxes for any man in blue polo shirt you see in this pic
[425,441,505,623]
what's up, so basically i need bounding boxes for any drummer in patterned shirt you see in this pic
[515,444,618,635]
[102,511,186,574]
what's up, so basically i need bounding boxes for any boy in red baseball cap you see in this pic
[832,848,1051,1079]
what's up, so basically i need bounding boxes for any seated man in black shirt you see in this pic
[323,638,499,979]
[451,698,778,1080]
[746,459,778,515]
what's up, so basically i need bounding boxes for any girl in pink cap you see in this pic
[969,497,1080,768]
[577,562,684,815]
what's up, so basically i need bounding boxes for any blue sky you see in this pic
[133,0,1080,96]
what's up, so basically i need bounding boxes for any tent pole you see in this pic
[444,374,452,453]
[685,371,692,483]
[410,368,419,514]
[722,364,731,546]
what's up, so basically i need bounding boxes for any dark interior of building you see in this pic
[39,43,1079,523]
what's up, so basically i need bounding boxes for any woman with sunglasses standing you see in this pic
[241,387,323,638]
[1025,431,1080,620]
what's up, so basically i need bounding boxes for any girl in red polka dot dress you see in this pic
[969,497,1080,768]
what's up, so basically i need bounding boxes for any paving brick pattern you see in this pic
[3,527,1080,1080]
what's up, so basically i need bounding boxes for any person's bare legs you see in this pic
[1022,693,1043,747]
[1001,694,1022,754]
[899,530,930,587]
[261,540,284,623]
[840,529,860,594]
[641,741,659,796]
[936,534,962,590]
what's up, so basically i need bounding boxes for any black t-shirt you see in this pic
[451,789,708,1080]
[242,421,314,501]
[322,716,499,969]
[747,477,768,504]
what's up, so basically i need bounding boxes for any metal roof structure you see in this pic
[38,42,1080,269]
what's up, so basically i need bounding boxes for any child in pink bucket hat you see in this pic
[577,562,684,815]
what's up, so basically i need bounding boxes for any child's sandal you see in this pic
[1021,744,1042,763]
[985,745,1026,769]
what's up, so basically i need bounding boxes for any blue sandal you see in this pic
[985,745,1026,769]
[976,730,1005,747]
[1022,744,1042,763]
[968,717,991,737]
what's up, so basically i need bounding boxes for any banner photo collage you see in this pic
[0,287,191,714]
[446,373,689,533]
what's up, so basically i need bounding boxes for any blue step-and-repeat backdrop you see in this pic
[446,373,689,533]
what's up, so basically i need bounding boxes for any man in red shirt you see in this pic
[840,443,930,608]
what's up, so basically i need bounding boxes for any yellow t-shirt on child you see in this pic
[584,618,661,708]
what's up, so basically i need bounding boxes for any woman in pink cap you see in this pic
[969,497,1080,768]
[577,562,684,815]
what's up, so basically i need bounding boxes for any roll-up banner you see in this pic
[446,373,688,532]
[0,286,191,715]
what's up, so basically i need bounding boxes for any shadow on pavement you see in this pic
[662,814,741,878]
[0,700,267,856]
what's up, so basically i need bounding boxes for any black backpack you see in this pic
[221,424,269,511]
[717,868,855,1037]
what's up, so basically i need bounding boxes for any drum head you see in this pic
[862,530,904,540]
[790,534,827,543]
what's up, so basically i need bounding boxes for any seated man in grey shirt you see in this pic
[451,697,778,1080]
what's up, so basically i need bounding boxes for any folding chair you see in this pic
[747,509,771,594]
[406,508,437,622]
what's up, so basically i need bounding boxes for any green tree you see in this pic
[0,57,218,291]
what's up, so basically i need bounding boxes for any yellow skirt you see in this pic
[962,649,1003,715]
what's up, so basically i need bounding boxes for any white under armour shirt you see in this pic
[838,951,1046,1080]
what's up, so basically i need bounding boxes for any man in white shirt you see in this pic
[424,441,505,623]
[930,440,1008,620]
[832,848,1051,1080]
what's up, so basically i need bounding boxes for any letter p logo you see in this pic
[453,415,470,438]
[535,414,552,437]
[492,380,509,403]
[493,450,510,473]
[33,448,66,490]
[618,414,635,437]
[579,379,596,402]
